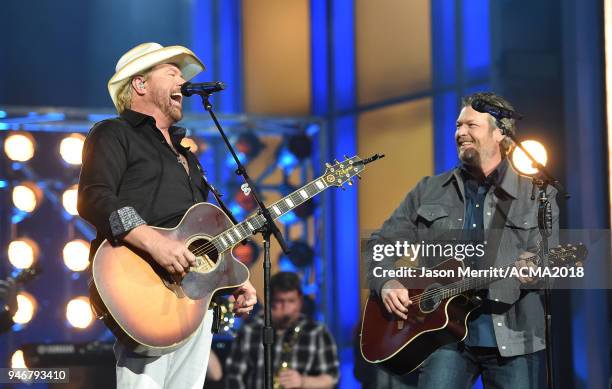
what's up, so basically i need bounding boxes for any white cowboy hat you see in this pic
[108,42,205,111]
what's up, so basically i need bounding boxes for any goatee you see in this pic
[459,148,481,167]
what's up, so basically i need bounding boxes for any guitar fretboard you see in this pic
[209,177,329,254]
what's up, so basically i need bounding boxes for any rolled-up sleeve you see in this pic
[77,122,145,244]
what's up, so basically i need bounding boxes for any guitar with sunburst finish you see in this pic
[91,155,381,354]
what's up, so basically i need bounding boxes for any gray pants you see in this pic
[114,311,214,389]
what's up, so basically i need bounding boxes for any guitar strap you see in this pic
[187,152,240,226]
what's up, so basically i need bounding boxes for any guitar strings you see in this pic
[184,169,359,258]
[188,188,319,258]
[410,249,571,304]
[411,260,531,303]
[407,254,542,304]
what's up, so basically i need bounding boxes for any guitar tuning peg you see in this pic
[334,159,340,164]
[357,174,362,180]
[344,154,349,160]
[348,181,353,186]
[325,163,332,168]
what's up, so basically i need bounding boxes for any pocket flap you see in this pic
[505,210,538,229]
[416,204,449,222]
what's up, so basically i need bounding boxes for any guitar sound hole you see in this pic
[187,238,219,271]
[419,283,443,313]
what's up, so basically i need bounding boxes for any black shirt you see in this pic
[78,109,209,253]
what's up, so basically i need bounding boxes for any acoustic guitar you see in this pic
[91,155,377,354]
[360,243,587,375]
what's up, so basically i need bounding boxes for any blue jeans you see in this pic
[417,343,544,389]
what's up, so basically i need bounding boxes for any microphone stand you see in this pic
[505,132,569,389]
[199,93,290,389]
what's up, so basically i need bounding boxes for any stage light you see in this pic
[277,148,299,171]
[224,132,264,168]
[225,151,247,168]
[8,238,39,269]
[63,240,90,272]
[287,240,315,267]
[287,134,312,160]
[511,140,548,176]
[62,185,78,215]
[11,350,27,369]
[59,133,85,165]
[66,296,93,329]
[232,240,260,268]
[12,182,43,213]
[276,134,312,172]
[4,132,35,162]
[236,132,264,159]
[13,292,37,325]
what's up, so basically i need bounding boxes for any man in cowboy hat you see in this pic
[78,42,257,389]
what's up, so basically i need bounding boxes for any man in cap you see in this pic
[78,42,257,389]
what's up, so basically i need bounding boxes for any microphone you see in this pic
[181,81,226,97]
[471,98,523,120]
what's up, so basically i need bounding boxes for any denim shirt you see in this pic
[364,160,559,357]
[461,160,507,347]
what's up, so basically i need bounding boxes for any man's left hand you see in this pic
[230,280,257,317]
[515,252,539,285]
[278,369,303,389]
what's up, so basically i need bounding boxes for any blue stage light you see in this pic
[228,202,245,220]
[278,211,298,225]
[277,148,299,172]
[278,256,298,273]
[225,151,247,167]
[305,123,320,136]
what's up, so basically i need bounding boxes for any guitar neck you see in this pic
[211,176,330,253]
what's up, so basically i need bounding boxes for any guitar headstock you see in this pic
[548,243,587,268]
[322,155,372,188]
[322,155,365,188]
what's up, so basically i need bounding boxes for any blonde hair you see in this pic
[115,70,152,114]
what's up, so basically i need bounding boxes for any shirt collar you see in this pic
[460,158,508,188]
[443,158,518,199]
[120,109,187,148]
[120,109,150,127]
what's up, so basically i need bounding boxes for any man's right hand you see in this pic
[381,279,412,320]
[148,235,196,275]
[124,225,196,275]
